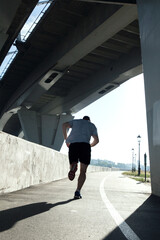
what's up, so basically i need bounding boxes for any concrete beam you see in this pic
[78,0,137,5]
[0,0,38,65]
[40,47,142,115]
[4,4,138,113]
[54,5,138,71]
[0,0,21,51]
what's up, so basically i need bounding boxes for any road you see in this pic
[1,171,159,240]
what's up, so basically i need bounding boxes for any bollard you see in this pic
[144,153,147,181]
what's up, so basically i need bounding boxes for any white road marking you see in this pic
[71,209,77,213]
[100,177,141,240]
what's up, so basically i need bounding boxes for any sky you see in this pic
[60,73,149,166]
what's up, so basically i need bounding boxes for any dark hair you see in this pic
[83,116,90,121]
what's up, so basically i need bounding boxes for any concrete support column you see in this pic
[52,114,74,150]
[18,108,40,144]
[41,114,58,148]
[18,108,73,151]
[137,0,160,196]
[41,114,73,150]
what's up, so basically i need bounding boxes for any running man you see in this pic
[62,116,99,199]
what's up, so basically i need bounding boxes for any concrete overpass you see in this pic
[0,0,160,197]
[0,0,141,147]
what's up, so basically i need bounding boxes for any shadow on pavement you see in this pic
[0,199,74,232]
[103,194,160,240]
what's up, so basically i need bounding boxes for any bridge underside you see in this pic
[0,0,142,149]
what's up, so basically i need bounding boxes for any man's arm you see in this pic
[62,122,71,140]
[90,135,99,147]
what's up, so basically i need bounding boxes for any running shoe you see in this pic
[74,191,82,199]
[68,162,78,181]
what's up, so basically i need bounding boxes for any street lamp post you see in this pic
[132,148,134,172]
[135,153,136,171]
[137,135,141,176]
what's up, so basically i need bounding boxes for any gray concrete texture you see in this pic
[0,131,112,194]
[137,0,160,197]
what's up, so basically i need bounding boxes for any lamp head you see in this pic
[137,135,141,142]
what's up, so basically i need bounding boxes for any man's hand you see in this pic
[62,122,71,140]
[90,135,99,147]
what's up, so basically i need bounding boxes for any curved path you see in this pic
[0,171,158,240]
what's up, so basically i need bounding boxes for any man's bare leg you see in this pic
[76,163,88,191]
[68,162,78,181]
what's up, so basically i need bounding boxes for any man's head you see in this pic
[83,116,90,121]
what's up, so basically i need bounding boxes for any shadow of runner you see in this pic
[103,195,160,240]
[0,199,74,232]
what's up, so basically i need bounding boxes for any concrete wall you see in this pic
[0,131,113,194]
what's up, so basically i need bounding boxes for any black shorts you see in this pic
[69,142,91,165]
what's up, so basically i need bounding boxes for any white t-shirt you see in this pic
[66,119,98,144]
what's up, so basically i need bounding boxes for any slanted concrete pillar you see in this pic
[18,108,40,144]
[41,113,73,150]
[137,0,160,196]
[52,114,74,150]
[41,114,58,148]
[18,108,73,151]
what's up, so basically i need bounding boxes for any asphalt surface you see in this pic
[0,171,159,240]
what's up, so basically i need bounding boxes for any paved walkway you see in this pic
[0,171,159,240]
